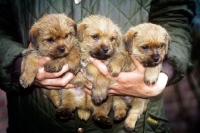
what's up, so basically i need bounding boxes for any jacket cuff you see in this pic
[161,60,177,86]
[8,56,22,86]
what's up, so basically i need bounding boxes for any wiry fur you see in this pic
[55,15,134,125]
[120,23,170,131]
[19,14,81,111]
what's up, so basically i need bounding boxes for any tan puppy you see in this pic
[56,15,133,125]
[119,23,170,131]
[78,15,133,104]
[20,14,81,107]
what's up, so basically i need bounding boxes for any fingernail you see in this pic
[89,57,94,61]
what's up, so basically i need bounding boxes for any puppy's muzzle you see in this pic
[152,54,159,62]
[101,46,109,54]
[58,47,65,53]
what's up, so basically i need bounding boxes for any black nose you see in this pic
[102,47,108,53]
[152,56,159,62]
[59,47,65,53]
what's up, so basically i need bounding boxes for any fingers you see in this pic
[130,55,145,73]
[89,57,111,77]
[36,72,75,86]
[36,63,70,80]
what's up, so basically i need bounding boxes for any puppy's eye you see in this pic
[159,44,164,49]
[140,45,149,50]
[91,35,99,40]
[110,37,115,42]
[46,38,54,43]
[65,34,68,39]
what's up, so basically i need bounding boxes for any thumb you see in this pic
[130,55,145,73]
[89,57,110,76]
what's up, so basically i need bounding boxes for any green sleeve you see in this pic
[0,1,25,92]
[149,0,194,85]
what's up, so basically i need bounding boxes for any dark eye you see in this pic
[110,37,115,42]
[140,45,149,50]
[159,44,164,49]
[91,34,99,40]
[46,38,54,43]
[65,34,68,39]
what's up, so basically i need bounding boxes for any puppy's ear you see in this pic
[123,29,137,54]
[165,34,171,54]
[28,24,39,48]
[77,23,86,41]
[67,18,77,36]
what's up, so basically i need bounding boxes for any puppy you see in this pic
[56,15,133,125]
[119,23,170,131]
[20,14,81,107]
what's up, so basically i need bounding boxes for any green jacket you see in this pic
[0,0,194,133]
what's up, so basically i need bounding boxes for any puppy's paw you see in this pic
[44,62,63,72]
[91,88,108,104]
[69,64,81,75]
[114,109,127,121]
[144,76,157,85]
[56,107,74,120]
[93,116,112,126]
[19,75,34,88]
[124,116,137,132]
[108,66,121,77]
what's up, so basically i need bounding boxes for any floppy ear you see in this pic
[123,29,137,54]
[77,23,86,41]
[165,34,171,54]
[28,24,39,48]
[67,17,77,36]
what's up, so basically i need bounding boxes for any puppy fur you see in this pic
[20,14,81,108]
[120,23,170,131]
[55,15,134,125]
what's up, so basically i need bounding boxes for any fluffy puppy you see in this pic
[78,15,133,104]
[20,14,81,107]
[119,23,170,131]
[56,15,133,125]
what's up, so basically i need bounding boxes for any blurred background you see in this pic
[0,1,200,133]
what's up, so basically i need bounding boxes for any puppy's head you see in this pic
[77,15,122,60]
[29,14,77,58]
[123,23,170,67]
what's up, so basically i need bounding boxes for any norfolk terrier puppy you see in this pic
[55,15,133,125]
[20,14,81,107]
[119,23,170,131]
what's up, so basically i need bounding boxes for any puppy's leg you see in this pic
[56,89,76,120]
[42,89,61,108]
[113,96,128,121]
[108,53,124,77]
[77,109,91,121]
[86,63,110,103]
[92,96,113,126]
[20,50,39,88]
[144,63,162,85]
[124,98,149,131]
[67,46,81,74]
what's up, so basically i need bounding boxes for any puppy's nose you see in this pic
[59,47,65,53]
[152,55,159,62]
[101,47,108,53]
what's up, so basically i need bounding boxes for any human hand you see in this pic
[85,55,168,98]
[26,43,75,89]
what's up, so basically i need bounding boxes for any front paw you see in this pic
[108,66,121,77]
[19,75,34,88]
[68,63,81,75]
[44,62,63,72]
[144,76,157,85]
